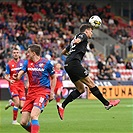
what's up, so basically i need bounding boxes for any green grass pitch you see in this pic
[0,99,133,133]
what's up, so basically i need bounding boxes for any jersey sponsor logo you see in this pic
[28,67,44,71]
[55,73,62,76]
[39,63,44,67]
[11,67,22,71]
[20,63,23,66]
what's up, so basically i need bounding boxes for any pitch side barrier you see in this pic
[88,80,133,99]
[0,79,133,100]
[62,80,133,99]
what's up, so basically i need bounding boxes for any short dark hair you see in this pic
[79,24,93,32]
[12,47,19,51]
[28,44,41,56]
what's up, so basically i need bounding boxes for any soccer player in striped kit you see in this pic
[13,44,56,133]
[4,48,26,125]
[54,63,65,103]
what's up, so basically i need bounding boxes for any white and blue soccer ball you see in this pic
[89,15,102,28]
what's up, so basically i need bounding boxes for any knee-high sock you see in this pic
[21,122,31,132]
[31,120,40,133]
[90,86,109,106]
[13,106,18,121]
[62,89,81,108]
[55,95,61,103]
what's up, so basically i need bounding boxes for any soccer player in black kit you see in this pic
[57,24,120,120]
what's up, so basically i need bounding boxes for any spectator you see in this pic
[112,66,121,81]
[114,50,124,63]
[125,61,132,69]
[108,16,115,25]
[0,1,132,82]
[104,64,114,80]
[131,59,133,68]
[97,53,106,71]
[97,69,108,80]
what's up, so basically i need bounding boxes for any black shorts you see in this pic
[64,60,89,83]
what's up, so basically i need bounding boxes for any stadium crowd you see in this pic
[0,0,133,81]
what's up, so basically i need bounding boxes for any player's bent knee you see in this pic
[77,88,85,93]
[14,104,19,108]
[19,105,23,109]
[30,114,39,120]
[20,120,27,126]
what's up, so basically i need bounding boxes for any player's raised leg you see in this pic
[5,99,14,110]
[105,99,120,110]
[57,81,83,120]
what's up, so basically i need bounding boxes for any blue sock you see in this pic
[31,120,40,132]
[21,122,31,132]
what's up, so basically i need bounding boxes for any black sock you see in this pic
[90,86,109,106]
[62,89,81,108]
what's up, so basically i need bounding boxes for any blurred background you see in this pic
[0,0,133,100]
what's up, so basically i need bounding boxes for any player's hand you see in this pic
[12,73,18,80]
[10,79,15,84]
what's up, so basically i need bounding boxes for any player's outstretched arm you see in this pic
[13,70,25,80]
[4,74,15,84]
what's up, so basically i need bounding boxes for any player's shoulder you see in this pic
[19,59,25,63]
[76,32,87,39]
[41,57,49,63]
[38,57,52,67]
[8,59,15,65]
[22,59,30,66]
[27,59,32,63]
[76,32,85,36]
[42,58,54,67]
[9,59,14,63]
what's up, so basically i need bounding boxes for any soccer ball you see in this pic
[89,15,102,28]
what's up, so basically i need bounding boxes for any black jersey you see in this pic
[65,32,88,63]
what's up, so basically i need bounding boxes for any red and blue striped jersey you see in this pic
[22,58,55,88]
[55,69,65,88]
[5,59,25,84]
